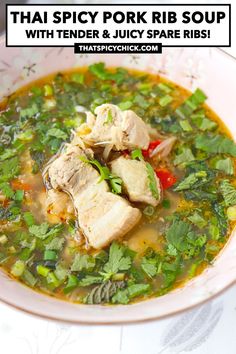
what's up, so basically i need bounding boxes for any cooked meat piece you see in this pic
[47,144,141,248]
[111,156,162,206]
[75,189,141,249]
[80,104,150,150]
[48,144,107,197]
[46,189,74,219]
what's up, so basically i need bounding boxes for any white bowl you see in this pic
[0,36,236,324]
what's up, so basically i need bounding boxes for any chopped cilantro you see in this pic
[46,237,65,251]
[0,157,20,182]
[29,223,63,240]
[0,182,14,199]
[101,242,132,280]
[71,254,95,272]
[141,257,158,278]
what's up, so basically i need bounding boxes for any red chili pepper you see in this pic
[155,169,177,189]
[142,140,161,158]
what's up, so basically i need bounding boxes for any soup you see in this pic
[0,63,236,305]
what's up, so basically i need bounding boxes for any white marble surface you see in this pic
[1,284,236,354]
[1,0,236,353]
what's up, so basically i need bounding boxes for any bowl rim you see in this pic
[0,35,236,325]
[1,267,236,326]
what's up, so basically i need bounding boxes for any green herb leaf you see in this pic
[134,94,150,109]
[64,275,78,294]
[30,150,45,173]
[131,148,143,161]
[71,73,84,84]
[174,171,208,191]
[103,109,113,125]
[22,269,37,286]
[81,157,122,194]
[0,157,20,183]
[179,120,193,132]
[166,220,191,251]
[71,254,95,272]
[215,158,234,175]
[29,223,49,239]
[191,111,217,131]
[0,182,14,199]
[46,237,65,251]
[29,223,63,240]
[11,260,25,277]
[86,280,125,304]
[14,190,24,202]
[212,202,228,234]
[80,157,109,182]
[158,82,173,93]
[159,94,173,107]
[17,129,34,142]
[195,134,236,156]
[47,128,68,141]
[128,283,151,298]
[23,212,35,227]
[0,149,17,161]
[109,176,122,194]
[141,257,158,278]
[20,103,39,120]
[78,275,103,287]
[220,180,236,206]
[89,63,127,84]
[118,101,133,111]
[44,250,57,261]
[102,242,132,279]
[89,62,109,80]
[112,283,151,304]
[54,264,68,282]
[174,147,195,166]
[146,162,159,199]
[176,88,207,119]
[188,212,207,229]
[112,289,129,304]
[198,118,217,131]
